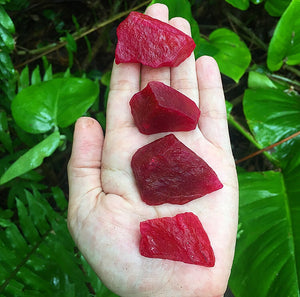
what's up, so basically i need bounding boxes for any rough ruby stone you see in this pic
[130,81,200,135]
[115,11,196,68]
[140,212,215,267]
[131,134,223,205]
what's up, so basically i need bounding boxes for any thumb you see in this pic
[68,117,104,210]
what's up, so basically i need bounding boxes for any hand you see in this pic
[67,4,238,297]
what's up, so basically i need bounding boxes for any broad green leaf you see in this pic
[267,0,300,71]
[243,88,300,148]
[243,82,300,287]
[225,0,249,10]
[230,171,299,296]
[265,0,292,16]
[0,131,60,185]
[12,77,99,134]
[208,28,251,82]
[0,6,15,33]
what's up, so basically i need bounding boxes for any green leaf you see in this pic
[0,6,15,33]
[208,28,251,82]
[264,0,292,16]
[243,88,300,149]
[225,0,250,10]
[31,65,41,85]
[18,65,30,92]
[0,131,60,185]
[267,0,300,71]
[230,171,299,296]
[248,71,278,89]
[0,21,15,50]
[12,77,99,134]
[51,186,67,210]
[43,64,53,81]
[16,198,40,244]
[0,51,14,79]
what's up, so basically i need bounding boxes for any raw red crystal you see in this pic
[130,81,200,135]
[131,134,223,205]
[115,11,196,68]
[140,212,215,267]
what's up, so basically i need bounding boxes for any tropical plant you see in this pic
[0,0,299,296]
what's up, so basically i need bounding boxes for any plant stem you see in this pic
[283,64,300,77]
[269,73,300,88]
[228,114,279,164]
[228,114,261,148]
[225,11,268,51]
[236,131,300,164]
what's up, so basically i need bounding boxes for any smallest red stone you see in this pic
[140,212,215,267]
[130,81,200,135]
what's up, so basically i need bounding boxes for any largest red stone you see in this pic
[140,212,215,267]
[115,11,196,68]
[131,134,223,205]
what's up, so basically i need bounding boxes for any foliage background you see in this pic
[0,0,299,296]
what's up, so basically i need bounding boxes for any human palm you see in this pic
[67,4,238,297]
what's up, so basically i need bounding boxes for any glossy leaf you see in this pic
[267,0,300,71]
[243,88,300,149]
[208,28,251,82]
[0,6,15,33]
[264,0,292,16]
[230,171,299,296]
[243,77,300,288]
[12,77,99,134]
[225,0,249,10]
[0,131,60,185]
[0,51,14,79]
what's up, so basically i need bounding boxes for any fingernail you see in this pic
[76,117,95,129]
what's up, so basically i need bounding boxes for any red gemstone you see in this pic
[140,212,215,267]
[115,11,196,68]
[130,81,200,135]
[131,134,223,205]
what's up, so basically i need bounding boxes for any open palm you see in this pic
[67,4,238,297]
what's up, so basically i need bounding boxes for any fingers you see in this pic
[140,4,170,89]
[105,62,140,133]
[169,17,198,106]
[196,56,231,151]
[68,117,103,206]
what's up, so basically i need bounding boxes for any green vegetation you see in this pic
[1,0,299,296]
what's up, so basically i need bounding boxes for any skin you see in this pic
[67,4,239,297]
